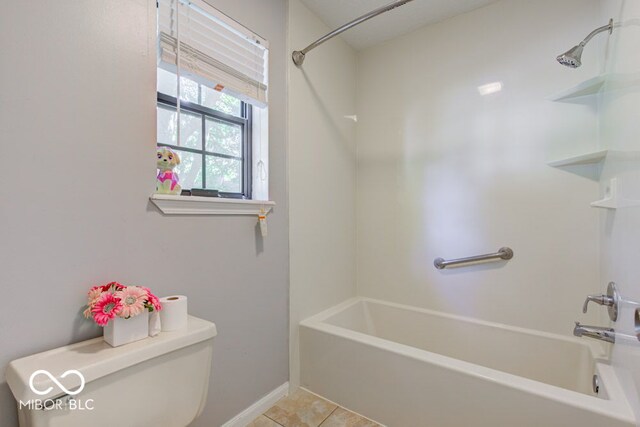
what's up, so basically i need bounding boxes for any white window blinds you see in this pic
[158,0,268,107]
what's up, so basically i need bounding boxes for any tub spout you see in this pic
[573,322,615,343]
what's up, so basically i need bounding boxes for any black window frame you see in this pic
[157,92,252,199]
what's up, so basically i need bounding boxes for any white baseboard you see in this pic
[221,382,289,427]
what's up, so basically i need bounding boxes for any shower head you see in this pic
[557,44,584,68]
[557,19,613,68]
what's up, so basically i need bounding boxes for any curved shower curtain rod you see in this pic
[292,0,416,67]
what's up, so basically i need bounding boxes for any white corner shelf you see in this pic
[547,150,608,167]
[591,178,618,210]
[590,198,618,209]
[150,194,275,216]
[549,72,640,102]
[590,178,640,210]
[548,75,606,101]
[591,198,640,209]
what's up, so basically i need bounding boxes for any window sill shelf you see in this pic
[150,194,275,216]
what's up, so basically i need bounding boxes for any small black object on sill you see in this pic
[188,188,220,198]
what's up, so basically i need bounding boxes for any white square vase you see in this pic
[103,311,149,347]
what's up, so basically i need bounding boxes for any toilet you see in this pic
[6,316,217,427]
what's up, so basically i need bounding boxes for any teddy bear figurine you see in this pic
[156,147,182,195]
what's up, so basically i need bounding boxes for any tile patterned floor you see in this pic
[248,389,381,427]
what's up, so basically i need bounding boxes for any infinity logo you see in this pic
[28,370,85,396]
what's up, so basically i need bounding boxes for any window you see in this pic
[157,69,251,197]
[156,0,269,201]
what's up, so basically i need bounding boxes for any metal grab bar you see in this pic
[434,247,514,270]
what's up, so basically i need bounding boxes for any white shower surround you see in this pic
[289,0,640,422]
[300,298,635,427]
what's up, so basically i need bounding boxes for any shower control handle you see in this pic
[583,295,613,312]
[582,282,619,322]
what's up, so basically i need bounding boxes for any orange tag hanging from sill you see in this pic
[258,210,268,238]
[214,84,224,91]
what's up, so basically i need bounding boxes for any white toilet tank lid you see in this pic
[6,315,217,403]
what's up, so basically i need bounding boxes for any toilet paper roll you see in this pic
[159,295,188,331]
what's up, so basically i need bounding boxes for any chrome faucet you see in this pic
[573,322,615,343]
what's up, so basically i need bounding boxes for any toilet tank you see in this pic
[6,316,217,427]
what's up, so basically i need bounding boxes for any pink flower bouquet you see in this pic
[83,282,162,326]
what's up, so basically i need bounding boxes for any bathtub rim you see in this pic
[300,296,635,425]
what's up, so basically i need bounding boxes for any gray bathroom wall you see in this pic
[0,0,288,426]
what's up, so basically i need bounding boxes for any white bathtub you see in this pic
[300,297,635,427]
